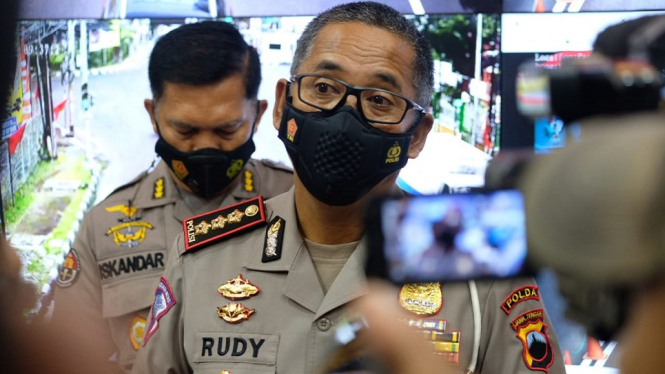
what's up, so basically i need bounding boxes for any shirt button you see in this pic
[317,318,332,331]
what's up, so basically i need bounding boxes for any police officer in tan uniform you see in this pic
[51,21,293,373]
[132,3,564,373]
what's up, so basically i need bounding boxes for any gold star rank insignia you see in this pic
[183,197,266,252]
[218,274,261,300]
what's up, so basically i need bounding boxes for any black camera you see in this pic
[516,55,662,124]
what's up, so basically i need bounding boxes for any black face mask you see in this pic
[278,102,421,206]
[154,121,256,200]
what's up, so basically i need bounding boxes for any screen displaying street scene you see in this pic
[18,0,501,19]
[504,0,665,13]
[2,13,500,308]
[501,11,665,150]
[380,190,527,284]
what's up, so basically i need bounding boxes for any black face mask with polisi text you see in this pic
[155,130,255,200]
[278,103,417,206]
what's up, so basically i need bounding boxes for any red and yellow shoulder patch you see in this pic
[512,308,554,372]
[183,196,266,252]
[502,285,540,314]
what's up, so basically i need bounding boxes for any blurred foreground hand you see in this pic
[353,280,454,374]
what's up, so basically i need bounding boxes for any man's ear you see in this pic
[253,99,269,133]
[144,99,157,134]
[407,113,433,159]
[273,78,289,131]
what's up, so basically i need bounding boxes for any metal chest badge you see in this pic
[217,302,256,324]
[399,283,443,316]
[262,216,285,263]
[105,204,154,248]
[218,274,260,300]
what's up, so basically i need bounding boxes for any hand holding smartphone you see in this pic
[366,189,535,284]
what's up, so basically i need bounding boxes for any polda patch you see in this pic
[143,277,177,347]
[512,308,554,372]
[502,285,540,314]
[57,249,81,288]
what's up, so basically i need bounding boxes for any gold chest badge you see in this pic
[218,274,260,300]
[399,283,443,316]
[105,204,154,248]
[217,302,256,324]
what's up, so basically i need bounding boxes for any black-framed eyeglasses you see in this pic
[290,74,426,125]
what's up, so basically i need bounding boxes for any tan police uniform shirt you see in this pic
[51,158,293,372]
[131,188,565,374]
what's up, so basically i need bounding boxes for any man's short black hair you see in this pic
[291,1,434,108]
[148,21,261,100]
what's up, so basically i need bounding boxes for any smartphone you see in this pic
[365,189,535,284]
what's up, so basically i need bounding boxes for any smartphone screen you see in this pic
[366,189,531,284]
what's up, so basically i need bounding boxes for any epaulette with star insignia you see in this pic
[183,196,266,252]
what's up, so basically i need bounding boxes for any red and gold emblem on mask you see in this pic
[217,302,256,324]
[129,315,147,351]
[287,118,298,142]
[172,160,189,180]
[512,309,554,372]
[218,274,261,300]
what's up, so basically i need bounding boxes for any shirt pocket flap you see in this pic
[101,273,161,318]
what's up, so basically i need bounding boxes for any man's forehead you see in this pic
[300,21,416,92]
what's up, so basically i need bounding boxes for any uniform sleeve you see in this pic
[477,277,566,374]
[50,212,120,369]
[131,235,189,374]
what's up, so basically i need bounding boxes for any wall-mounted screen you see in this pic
[505,0,665,13]
[19,0,501,19]
[501,11,665,150]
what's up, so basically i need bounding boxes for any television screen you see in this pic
[18,0,501,19]
[501,11,665,150]
[505,0,665,13]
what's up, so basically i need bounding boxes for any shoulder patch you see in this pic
[502,285,540,314]
[57,249,81,288]
[259,158,294,173]
[511,308,555,372]
[144,277,177,347]
[262,216,285,262]
[183,196,266,252]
